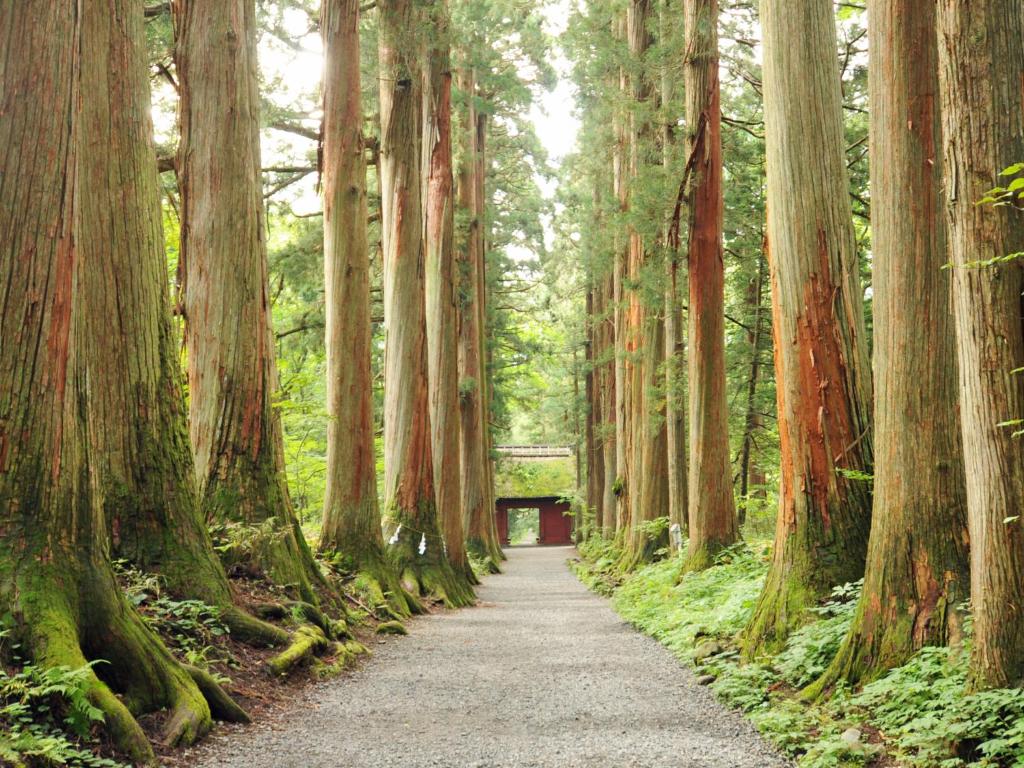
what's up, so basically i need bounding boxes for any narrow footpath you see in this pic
[189,547,788,767]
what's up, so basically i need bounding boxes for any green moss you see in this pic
[375,621,408,636]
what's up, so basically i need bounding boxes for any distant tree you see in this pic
[621,0,670,568]
[456,67,505,569]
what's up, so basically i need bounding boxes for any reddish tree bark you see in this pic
[457,68,504,569]
[319,0,415,615]
[743,0,873,657]
[683,0,738,570]
[809,0,969,692]
[424,0,477,588]
[379,0,473,606]
[0,3,242,760]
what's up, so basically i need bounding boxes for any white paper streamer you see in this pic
[418,533,427,556]
[388,524,402,546]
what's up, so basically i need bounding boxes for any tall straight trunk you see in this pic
[379,0,472,606]
[586,283,604,533]
[683,0,737,571]
[621,0,670,568]
[319,0,414,614]
[424,0,477,589]
[612,15,630,536]
[82,0,284,647]
[937,0,1024,690]
[175,0,324,605]
[743,0,873,657]
[0,4,240,761]
[600,266,620,534]
[662,0,687,549]
[475,112,505,561]
[809,0,969,692]
[457,69,503,569]
[738,249,767,517]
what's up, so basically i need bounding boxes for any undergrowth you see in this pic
[573,534,1024,768]
[0,631,129,768]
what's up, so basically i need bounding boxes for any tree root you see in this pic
[16,568,251,763]
[267,625,331,677]
[184,665,250,724]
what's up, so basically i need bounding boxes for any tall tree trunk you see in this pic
[937,0,1024,690]
[424,0,477,589]
[175,0,325,605]
[621,0,670,568]
[601,269,619,534]
[586,283,604,534]
[457,69,504,570]
[476,112,505,561]
[0,4,240,761]
[379,0,472,606]
[319,0,415,615]
[808,0,969,692]
[743,0,874,657]
[662,0,688,550]
[683,0,736,570]
[82,0,284,647]
[612,15,630,536]
[738,249,767,519]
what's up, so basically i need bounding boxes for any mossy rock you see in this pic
[374,620,408,636]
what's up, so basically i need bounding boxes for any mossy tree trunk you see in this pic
[683,0,738,571]
[937,0,1024,691]
[0,4,242,762]
[81,0,285,647]
[319,0,414,616]
[175,0,325,605]
[743,0,873,658]
[456,68,503,569]
[424,0,478,589]
[808,0,969,694]
[379,0,473,607]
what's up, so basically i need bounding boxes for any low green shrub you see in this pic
[0,632,128,768]
[575,540,1024,768]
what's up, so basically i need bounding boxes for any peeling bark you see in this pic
[0,3,240,761]
[456,68,503,569]
[683,0,738,571]
[743,0,873,657]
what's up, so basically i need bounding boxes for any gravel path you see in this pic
[188,546,788,768]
